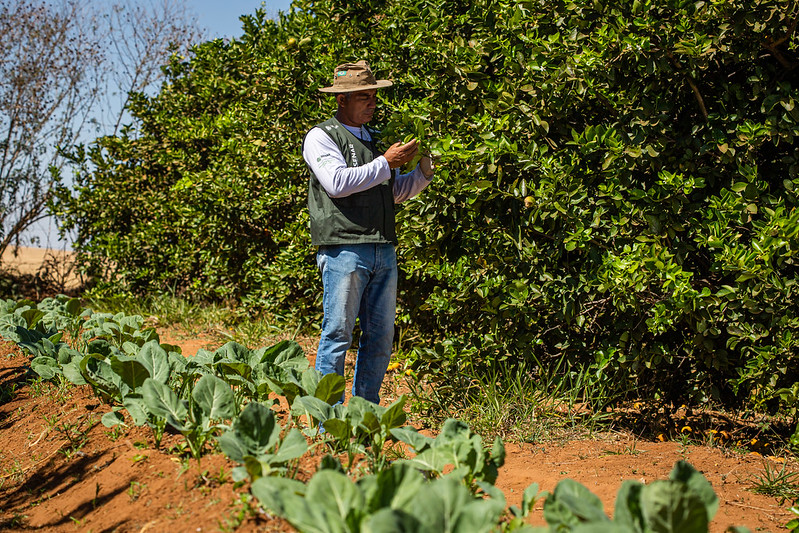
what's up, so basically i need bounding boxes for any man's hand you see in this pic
[384,139,419,168]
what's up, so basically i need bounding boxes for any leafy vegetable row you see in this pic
[0,296,750,532]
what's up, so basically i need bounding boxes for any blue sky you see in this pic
[191,0,294,38]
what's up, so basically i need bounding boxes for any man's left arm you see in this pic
[393,156,435,203]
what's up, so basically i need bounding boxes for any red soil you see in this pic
[0,336,795,532]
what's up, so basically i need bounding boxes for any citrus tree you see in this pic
[59,0,799,415]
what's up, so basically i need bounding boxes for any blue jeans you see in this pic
[316,243,397,404]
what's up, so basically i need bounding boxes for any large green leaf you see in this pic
[213,341,251,363]
[613,480,645,532]
[218,401,280,461]
[391,426,434,452]
[380,395,407,429]
[410,474,505,533]
[640,481,709,533]
[544,478,609,526]
[30,356,59,380]
[273,428,309,463]
[142,378,187,429]
[256,340,305,368]
[136,340,171,384]
[305,470,366,527]
[110,355,150,392]
[359,462,426,512]
[314,372,346,405]
[669,461,719,521]
[192,374,236,420]
[293,395,333,426]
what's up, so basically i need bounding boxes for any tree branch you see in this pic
[763,14,799,70]
[666,50,708,121]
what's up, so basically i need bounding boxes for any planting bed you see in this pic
[0,337,796,532]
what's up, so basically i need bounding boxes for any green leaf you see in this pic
[544,479,609,526]
[360,462,427,512]
[192,374,236,420]
[640,480,708,533]
[30,356,59,380]
[306,470,366,524]
[111,355,150,392]
[391,427,433,452]
[410,474,504,533]
[273,428,309,463]
[213,341,251,363]
[101,409,125,427]
[136,340,171,384]
[61,361,87,385]
[380,395,407,430]
[323,419,351,440]
[314,372,346,405]
[230,401,281,453]
[122,397,150,426]
[293,395,333,426]
[613,480,645,530]
[142,378,187,427]
[669,461,719,520]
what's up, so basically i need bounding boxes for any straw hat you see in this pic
[318,60,393,93]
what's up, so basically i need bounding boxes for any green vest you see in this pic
[307,118,397,245]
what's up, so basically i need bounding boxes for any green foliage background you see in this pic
[58,0,799,415]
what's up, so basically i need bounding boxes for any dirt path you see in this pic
[1,334,796,532]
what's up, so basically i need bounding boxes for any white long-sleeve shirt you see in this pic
[302,122,432,203]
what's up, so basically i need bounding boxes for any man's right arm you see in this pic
[302,128,392,198]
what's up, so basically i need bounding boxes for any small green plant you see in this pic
[127,481,146,501]
[218,493,260,532]
[142,374,236,460]
[130,453,148,464]
[0,381,18,403]
[391,418,505,488]
[749,461,799,504]
[216,401,308,482]
[55,416,93,460]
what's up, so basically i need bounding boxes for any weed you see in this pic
[55,414,94,460]
[92,483,100,509]
[219,493,259,532]
[27,378,48,398]
[0,381,18,403]
[130,453,148,464]
[127,481,146,501]
[0,514,27,529]
[455,359,613,443]
[1,458,25,487]
[601,441,645,457]
[208,466,229,485]
[105,425,127,442]
[749,461,799,504]
[52,375,73,404]
[43,413,59,428]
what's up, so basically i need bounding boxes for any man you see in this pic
[303,60,434,404]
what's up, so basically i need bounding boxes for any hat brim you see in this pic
[318,80,393,93]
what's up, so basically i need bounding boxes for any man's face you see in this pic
[337,89,378,127]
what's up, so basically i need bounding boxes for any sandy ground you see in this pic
[0,245,83,292]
